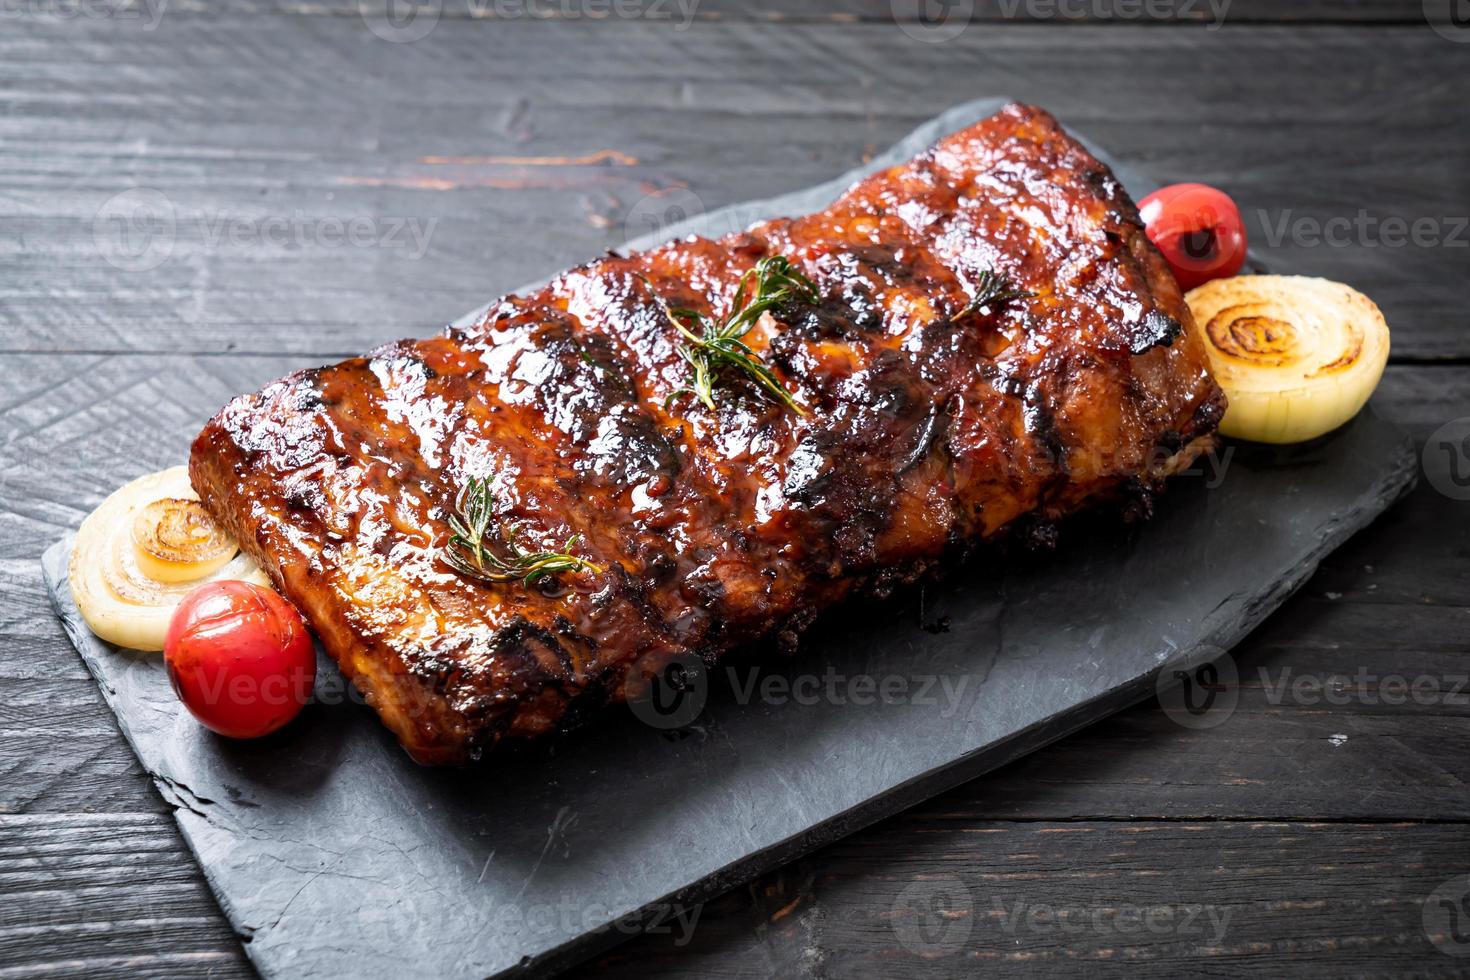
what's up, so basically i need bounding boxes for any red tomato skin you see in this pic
[1138,183,1248,291]
[164,581,315,739]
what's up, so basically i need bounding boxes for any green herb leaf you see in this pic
[441,477,602,587]
[960,269,1033,320]
[653,255,816,415]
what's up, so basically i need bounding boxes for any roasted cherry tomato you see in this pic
[1138,183,1248,291]
[164,581,315,738]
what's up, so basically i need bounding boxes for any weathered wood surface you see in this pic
[119,0,1449,23]
[2,16,1467,359]
[578,822,1470,978]
[4,0,1432,22]
[1,4,1468,978]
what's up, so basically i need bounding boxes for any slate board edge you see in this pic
[489,418,1423,978]
[41,415,1421,980]
[37,92,1422,978]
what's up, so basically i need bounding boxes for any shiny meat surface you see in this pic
[190,104,1225,765]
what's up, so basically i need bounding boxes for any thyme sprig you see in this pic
[441,477,602,586]
[656,255,816,415]
[960,269,1033,320]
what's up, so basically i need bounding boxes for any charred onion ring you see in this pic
[1185,275,1390,444]
[70,467,270,651]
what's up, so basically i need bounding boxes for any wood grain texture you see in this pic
[0,814,250,978]
[0,16,1466,358]
[576,822,1470,977]
[1,6,1467,977]
[133,0,1443,24]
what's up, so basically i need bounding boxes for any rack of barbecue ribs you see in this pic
[190,103,1226,765]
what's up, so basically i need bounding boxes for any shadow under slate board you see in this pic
[44,97,1418,979]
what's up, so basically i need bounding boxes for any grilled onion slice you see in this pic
[131,498,237,582]
[70,466,270,651]
[1185,275,1389,444]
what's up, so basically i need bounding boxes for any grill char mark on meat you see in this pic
[189,104,1226,764]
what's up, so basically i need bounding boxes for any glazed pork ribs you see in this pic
[190,103,1225,765]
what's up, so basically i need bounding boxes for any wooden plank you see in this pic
[0,814,252,979]
[0,18,1465,358]
[780,0,1427,20]
[576,820,1470,977]
[151,0,1440,24]
[1,814,1462,979]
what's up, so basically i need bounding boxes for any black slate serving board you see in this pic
[44,97,1418,979]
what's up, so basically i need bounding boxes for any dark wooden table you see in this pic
[3,1,1468,975]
